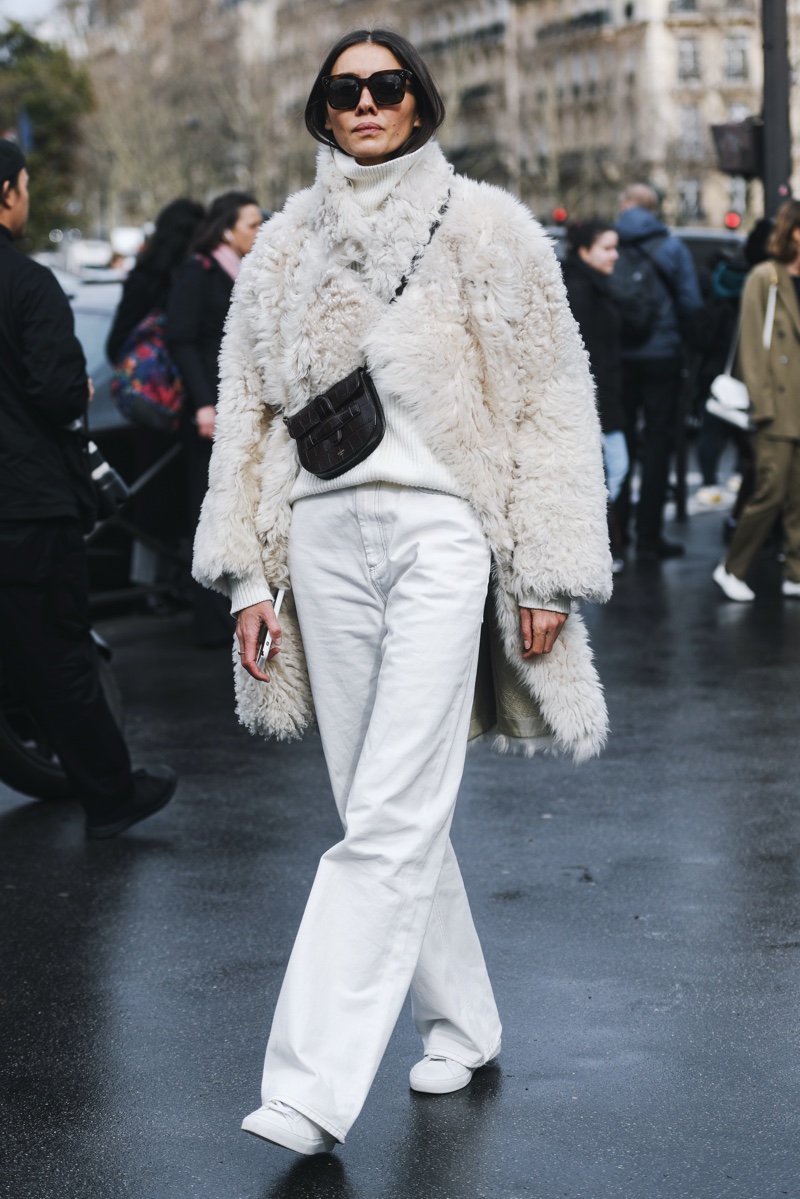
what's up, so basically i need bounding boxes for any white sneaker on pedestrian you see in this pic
[409,1055,474,1094]
[782,579,800,598]
[241,1100,336,1155]
[713,563,755,603]
[694,485,724,509]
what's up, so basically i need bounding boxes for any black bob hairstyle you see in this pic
[191,190,260,255]
[566,219,616,257]
[304,29,446,158]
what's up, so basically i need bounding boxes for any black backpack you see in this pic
[608,235,669,348]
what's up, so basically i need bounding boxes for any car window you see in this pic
[73,309,112,373]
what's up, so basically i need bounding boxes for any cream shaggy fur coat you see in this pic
[193,142,613,762]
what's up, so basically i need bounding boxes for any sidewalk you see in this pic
[1,510,798,1199]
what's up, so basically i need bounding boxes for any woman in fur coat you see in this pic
[193,28,612,1155]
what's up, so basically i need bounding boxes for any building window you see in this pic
[679,104,706,158]
[724,36,749,80]
[677,179,703,222]
[571,52,584,93]
[677,36,701,80]
[729,176,747,212]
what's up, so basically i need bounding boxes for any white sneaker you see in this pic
[782,579,800,598]
[241,1100,336,1155]
[409,1055,474,1094]
[713,563,755,603]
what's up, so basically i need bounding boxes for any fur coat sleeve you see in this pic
[452,187,611,606]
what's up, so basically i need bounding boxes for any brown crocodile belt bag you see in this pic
[284,191,451,481]
[283,367,384,481]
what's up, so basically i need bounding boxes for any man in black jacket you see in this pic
[0,139,176,838]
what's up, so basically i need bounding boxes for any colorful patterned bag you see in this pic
[111,310,184,434]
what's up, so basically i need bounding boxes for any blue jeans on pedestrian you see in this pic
[602,430,630,504]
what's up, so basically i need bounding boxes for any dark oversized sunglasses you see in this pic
[322,70,414,110]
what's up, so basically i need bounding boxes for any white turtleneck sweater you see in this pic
[227,149,570,616]
[288,148,464,508]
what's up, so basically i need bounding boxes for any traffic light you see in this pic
[552,207,568,225]
[724,212,742,230]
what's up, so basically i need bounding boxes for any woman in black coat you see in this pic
[107,198,205,608]
[562,219,629,569]
[166,191,262,645]
[106,198,205,364]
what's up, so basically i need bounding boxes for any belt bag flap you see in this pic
[283,366,386,481]
[284,368,365,438]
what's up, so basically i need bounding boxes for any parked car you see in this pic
[65,276,189,605]
[544,222,746,272]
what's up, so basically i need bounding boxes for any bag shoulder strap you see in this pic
[724,262,780,371]
[762,262,779,350]
[392,192,451,303]
[723,313,742,377]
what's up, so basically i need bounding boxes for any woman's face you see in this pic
[226,204,262,257]
[324,43,421,166]
[578,230,619,276]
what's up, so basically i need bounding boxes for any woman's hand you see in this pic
[520,608,568,658]
[236,598,282,682]
[195,405,216,440]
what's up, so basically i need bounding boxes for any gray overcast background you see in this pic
[1,0,58,22]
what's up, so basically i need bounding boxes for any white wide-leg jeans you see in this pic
[259,483,503,1142]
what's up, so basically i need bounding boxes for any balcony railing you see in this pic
[668,0,756,14]
[537,9,611,41]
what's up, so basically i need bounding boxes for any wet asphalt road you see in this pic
[1,510,799,1199]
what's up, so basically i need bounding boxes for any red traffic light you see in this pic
[552,207,568,225]
[724,211,742,230]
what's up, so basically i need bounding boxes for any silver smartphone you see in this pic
[256,588,285,671]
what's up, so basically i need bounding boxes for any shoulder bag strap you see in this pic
[723,313,742,377]
[762,262,779,350]
[392,192,451,303]
[724,263,779,371]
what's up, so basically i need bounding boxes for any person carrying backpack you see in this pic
[613,184,704,559]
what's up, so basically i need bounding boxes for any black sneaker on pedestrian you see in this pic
[86,766,177,840]
[636,538,686,560]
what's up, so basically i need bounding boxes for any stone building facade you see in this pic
[70,0,794,227]
[514,0,765,225]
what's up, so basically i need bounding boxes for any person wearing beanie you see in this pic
[0,137,177,837]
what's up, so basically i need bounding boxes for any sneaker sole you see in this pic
[241,1113,335,1155]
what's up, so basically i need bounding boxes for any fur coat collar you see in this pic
[193,142,613,761]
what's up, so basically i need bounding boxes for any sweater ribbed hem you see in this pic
[289,405,464,503]
[228,574,272,615]
[518,592,572,614]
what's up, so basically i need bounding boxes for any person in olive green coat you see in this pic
[713,200,800,602]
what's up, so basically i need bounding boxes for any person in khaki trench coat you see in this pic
[713,199,800,602]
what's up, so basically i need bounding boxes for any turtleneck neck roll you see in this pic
[332,145,427,214]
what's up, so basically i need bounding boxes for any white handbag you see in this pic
[706,266,778,432]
